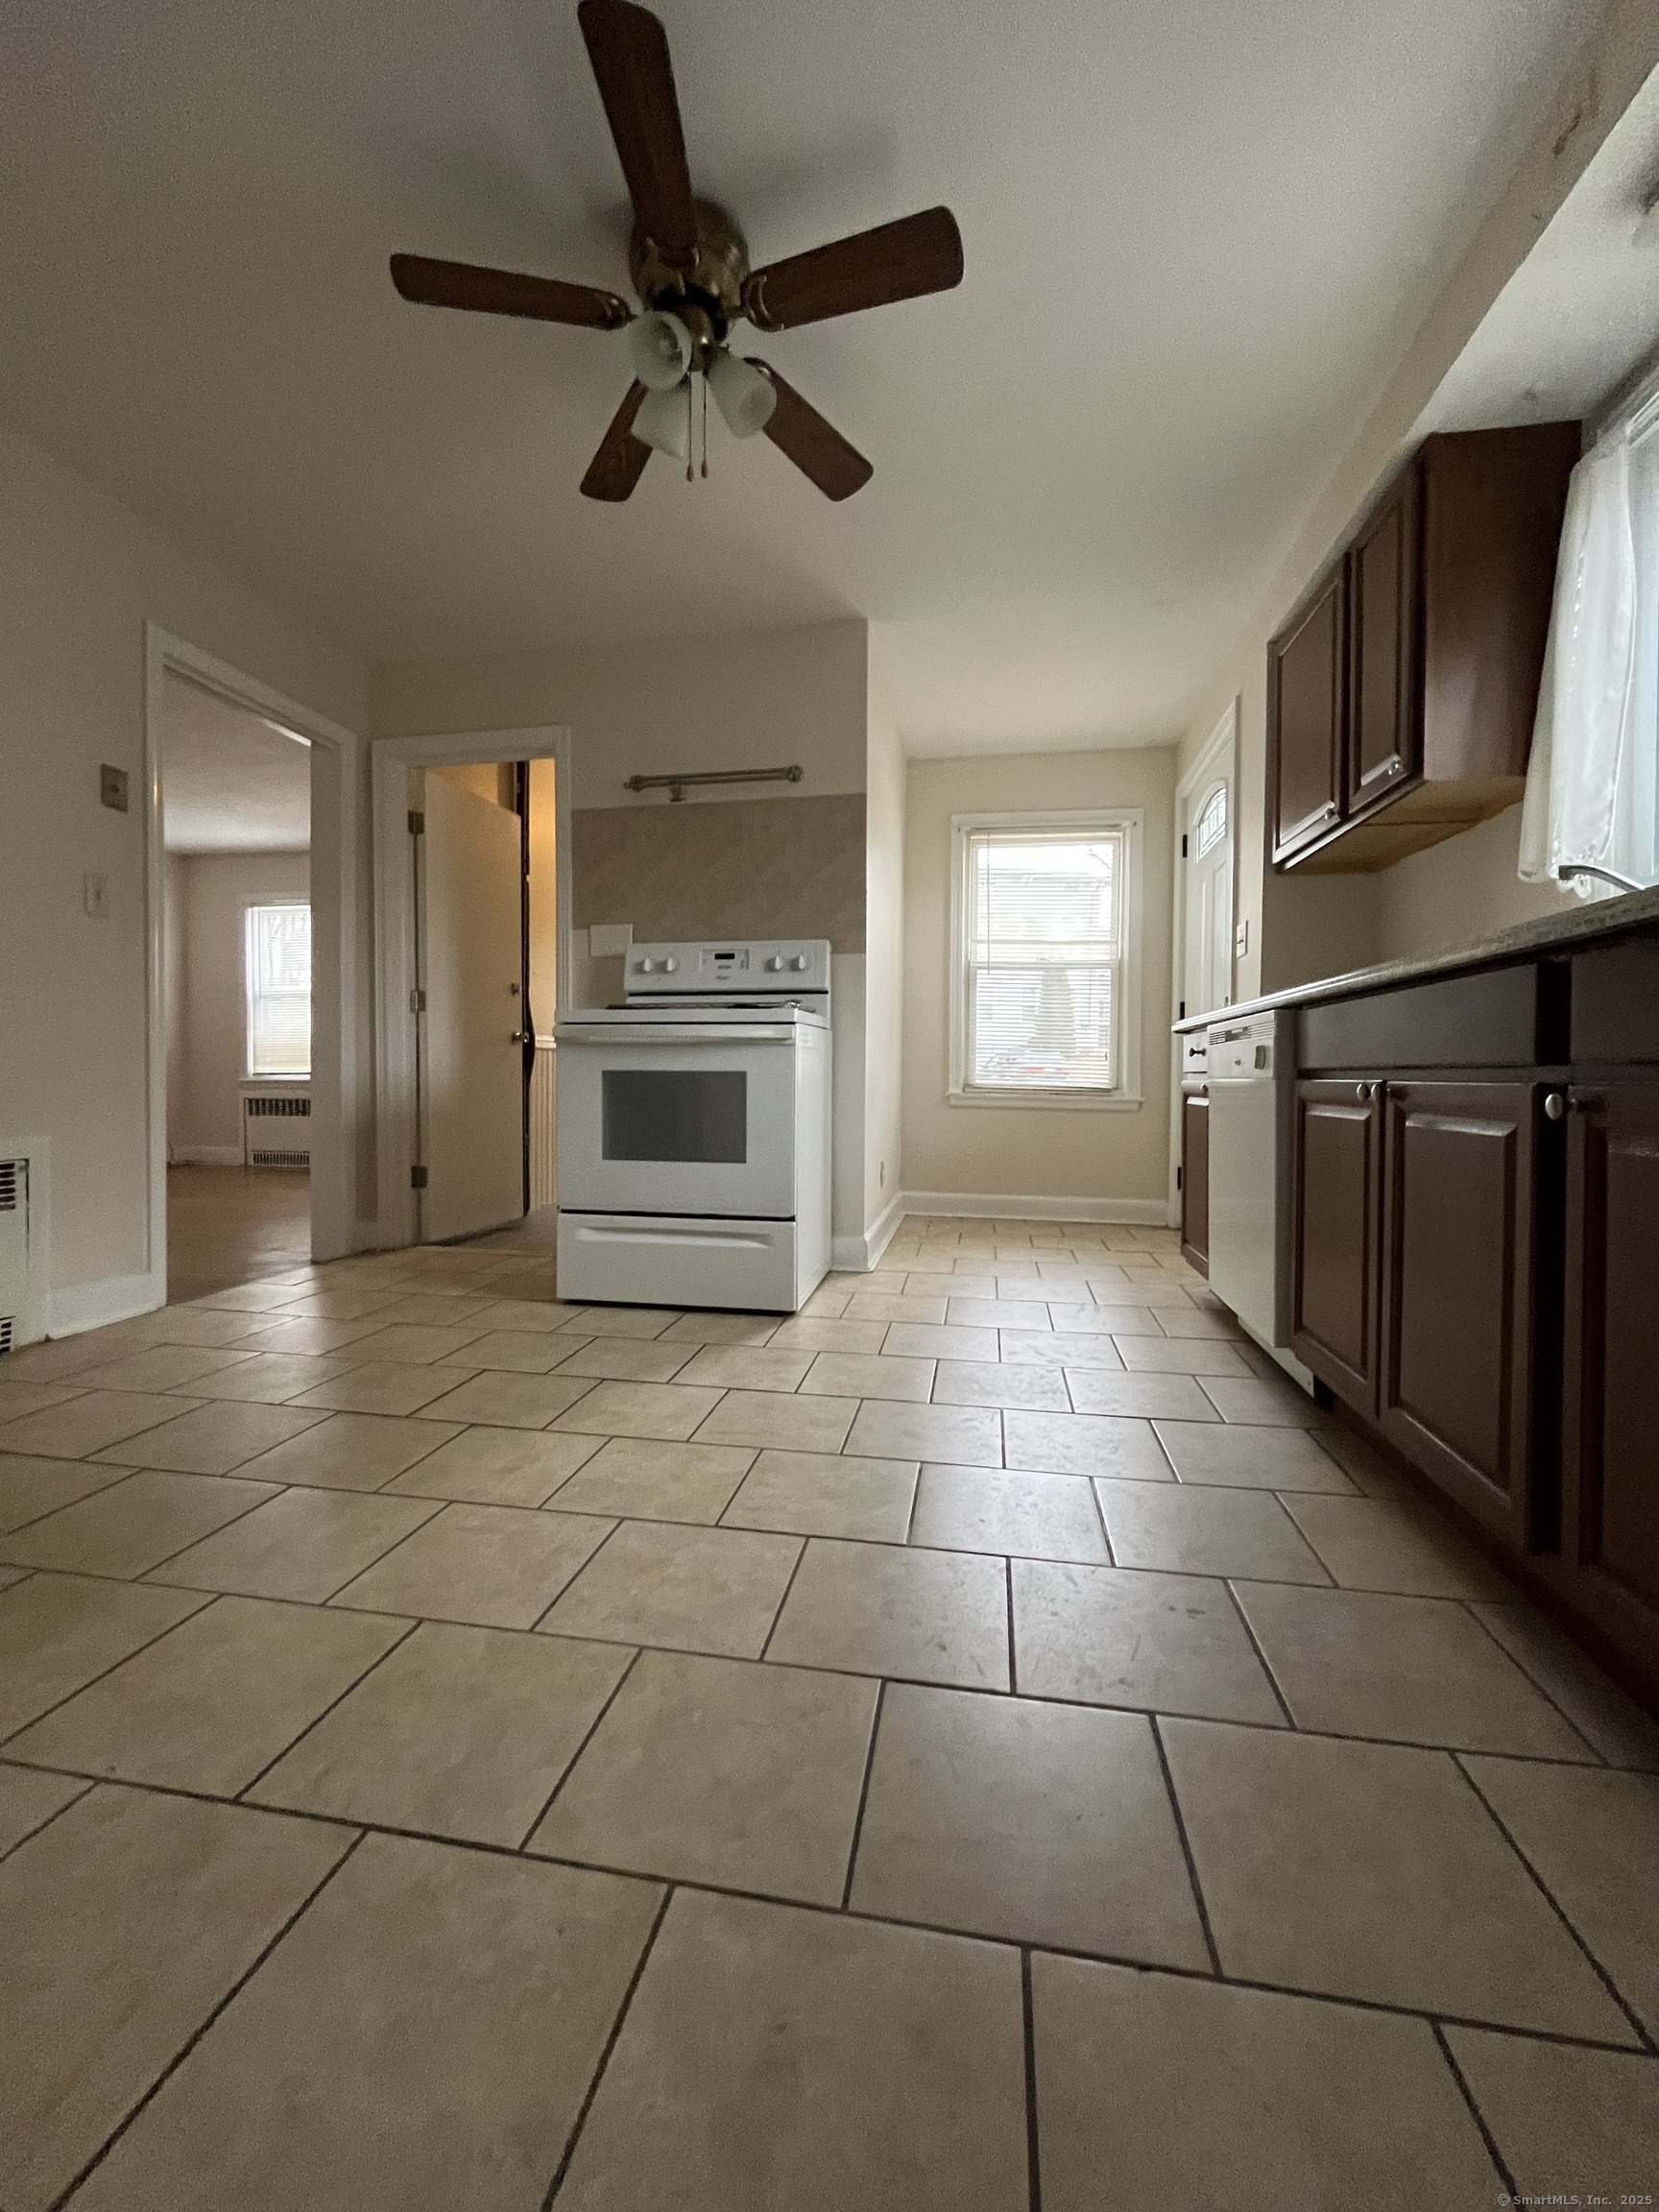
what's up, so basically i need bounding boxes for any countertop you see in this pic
[1172,882,1659,1035]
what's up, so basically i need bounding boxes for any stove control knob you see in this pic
[788,953,808,972]
[637,958,656,974]
[764,954,783,972]
[661,958,679,974]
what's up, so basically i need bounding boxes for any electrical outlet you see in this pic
[84,873,109,918]
[589,923,633,958]
[99,764,130,813]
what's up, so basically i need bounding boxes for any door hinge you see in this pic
[410,1164,428,1190]
[1176,1165,1183,1190]
[1178,999,1186,1019]
[409,989,426,1014]
[1181,833,1189,858]
[407,809,425,836]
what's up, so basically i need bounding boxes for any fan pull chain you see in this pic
[701,373,709,479]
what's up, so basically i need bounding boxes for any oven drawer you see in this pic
[557,1213,801,1312]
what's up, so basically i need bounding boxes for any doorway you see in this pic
[1176,705,1238,1024]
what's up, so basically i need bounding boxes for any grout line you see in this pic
[1432,2019,1518,2197]
[541,1883,675,2208]
[1221,1579,1297,1728]
[757,1537,810,1662]
[44,1827,369,2212]
[1451,1753,1657,2054]
[1089,1478,1116,1567]
[0,1585,220,1754]
[234,1614,424,1802]
[1021,1947,1044,2212]
[1150,1714,1222,1976]
[1005,1556,1018,1694]
[0,1766,94,1863]
[527,1515,629,1632]
[517,1646,644,1848]
[1457,1599,1607,1765]
[839,1677,886,1911]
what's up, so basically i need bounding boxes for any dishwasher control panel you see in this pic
[1207,1022,1275,1080]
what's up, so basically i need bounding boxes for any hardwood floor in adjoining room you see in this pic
[165,1166,311,1304]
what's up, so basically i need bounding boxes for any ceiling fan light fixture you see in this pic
[627,309,694,390]
[633,379,692,459]
[708,348,777,438]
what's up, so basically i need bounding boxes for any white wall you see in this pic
[167,851,310,1158]
[0,432,365,1326]
[1375,805,1577,963]
[902,746,1177,1214]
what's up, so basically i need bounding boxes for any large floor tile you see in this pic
[1114,1335,1252,1378]
[70,1832,663,2212]
[474,1295,584,1333]
[154,1487,444,1602]
[330,1500,613,1628]
[555,1304,682,1339]
[0,1468,278,1577]
[692,1387,859,1454]
[658,1312,782,1347]
[844,1398,1002,1468]
[544,1434,757,1525]
[1201,1375,1328,1425]
[550,1377,724,1440]
[1013,1558,1285,1722]
[766,1538,1010,1690]
[1153,1419,1354,1491]
[0,1452,139,1534]
[335,1321,495,1365]
[1003,1408,1171,1479]
[381,1423,602,1507]
[1462,1757,1659,2035]
[1033,1956,1498,2211]
[415,1368,605,1429]
[878,1322,1000,1361]
[530,1648,877,1904]
[250,1622,631,1846]
[1443,2027,1659,2202]
[429,1327,577,1373]
[844,1290,950,1325]
[945,1295,1058,1331]
[764,1315,888,1354]
[0,1389,204,1461]
[673,1343,815,1392]
[555,1887,1027,2212]
[92,1398,326,1474]
[1,1786,351,2212]
[539,1518,802,1658]
[804,1351,935,1402]
[910,1464,1109,1564]
[1235,1582,1597,1756]
[6,1596,407,1794]
[1098,1478,1331,1583]
[1151,1304,1245,1339]
[241,1409,461,1492]
[0,1381,82,1425]
[1000,1321,1142,1358]
[234,1314,390,1357]
[852,1685,1208,1964]
[1282,1492,1510,1599]
[1471,1601,1659,1770]
[1161,1719,1636,2038]
[719,1449,918,1542]
[932,1358,1070,1409]
[358,1291,504,1328]
[60,1345,256,1395]
[0,1763,89,1857]
[181,1351,368,1404]
[0,1572,210,1739]
[547,1334,699,1382]
[1063,1368,1223,1420]
[285,1359,473,1417]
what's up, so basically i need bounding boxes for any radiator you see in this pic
[0,1158,34,1355]
[530,1044,557,1210]
[242,1090,312,1168]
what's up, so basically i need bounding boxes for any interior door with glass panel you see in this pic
[1183,772,1234,1020]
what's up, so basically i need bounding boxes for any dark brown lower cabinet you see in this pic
[1561,1080,1659,1684]
[1180,1092,1210,1275]
[1378,1081,1539,1549]
[1290,1078,1382,1411]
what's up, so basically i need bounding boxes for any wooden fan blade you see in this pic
[743,206,963,331]
[748,362,873,501]
[581,381,653,501]
[578,0,696,268]
[390,252,630,330]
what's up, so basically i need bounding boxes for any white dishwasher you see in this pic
[1205,1011,1290,1349]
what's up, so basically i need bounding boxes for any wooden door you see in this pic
[1180,1091,1210,1275]
[1561,1081,1659,1687]
[1290,1077,1382,1412]
[1347,463,1421,816]
[1268,563,1345,863]
[1379,1080,1538,1546]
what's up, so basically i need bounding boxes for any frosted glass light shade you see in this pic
[708,349,777,438]
[633,380,691,459]
[627,311,694,391]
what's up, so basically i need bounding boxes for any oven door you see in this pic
[554,1024,798,1218]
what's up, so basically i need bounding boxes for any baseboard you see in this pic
[170,1144,245,1167]
[829,1190,908,1275]
[48,1270,164,1338]
[830,1234,870,1272]
[897,1190,1172,1226]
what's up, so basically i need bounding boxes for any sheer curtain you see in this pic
[1519,393,1659,899]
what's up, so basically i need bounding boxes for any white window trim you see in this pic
[243,898,313,1083]
[947,806,1144,1113]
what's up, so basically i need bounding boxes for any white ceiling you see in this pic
[0,0,1606,752]
[162,673,312,854]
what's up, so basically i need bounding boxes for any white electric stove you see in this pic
[553,939,831,1312]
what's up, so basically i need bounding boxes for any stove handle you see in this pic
[553,1024,799,1045]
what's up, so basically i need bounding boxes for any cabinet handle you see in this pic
[1354,1081,1378,1103]
[1543,1093,1567,1121]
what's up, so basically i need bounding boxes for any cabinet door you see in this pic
[1347,464,1421,815]
[1290,1077,1382,1412]
[1561,1082,1659,1686]
[1268,564,1345,863]
[1180,1091,1210,1274]
[1379,1081,1538,1546]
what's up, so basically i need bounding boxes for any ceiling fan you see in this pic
[390,0,963,502]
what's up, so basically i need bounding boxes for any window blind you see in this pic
[246,904,312,1077]
[963,830,1122,1092]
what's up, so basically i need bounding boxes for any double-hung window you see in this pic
[950,809,1142,1107]
[245,903,312,1077]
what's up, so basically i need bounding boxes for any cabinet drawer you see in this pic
[1298,964,1538,1071]
[1571,939,1659,1065]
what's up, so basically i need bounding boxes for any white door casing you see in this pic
[416,772,525,1243]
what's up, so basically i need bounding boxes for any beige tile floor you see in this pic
[1,1214,1656,2209]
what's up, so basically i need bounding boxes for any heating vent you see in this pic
[0,1160,16,1210]
[242,1090,312,1169]
[0,1156,30,1355]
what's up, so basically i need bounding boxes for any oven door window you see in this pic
[602,1070,747,1164]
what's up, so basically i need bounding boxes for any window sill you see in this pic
[947,1088,1142,1114]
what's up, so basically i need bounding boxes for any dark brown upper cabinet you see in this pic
[1267,422,1578,874]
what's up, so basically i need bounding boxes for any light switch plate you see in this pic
[84,873,109,919]
[1234,920,1250,956]
[99,764,130,812]
[589,923,633,957]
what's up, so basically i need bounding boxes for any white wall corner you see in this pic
[47,1270,162,1339]
[830,1190,907,1275]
